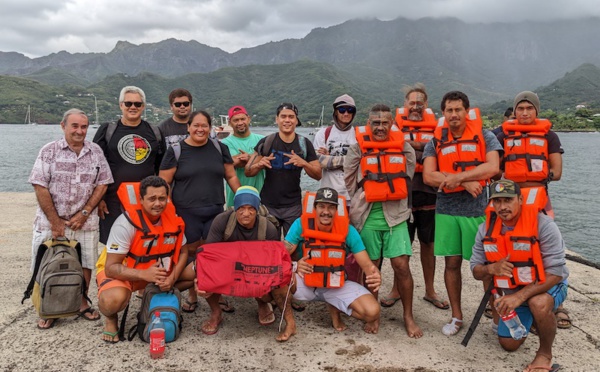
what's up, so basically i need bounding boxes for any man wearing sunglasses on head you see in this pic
[313,94,358,207]
[158,88,194,149]
[93,86,165,245]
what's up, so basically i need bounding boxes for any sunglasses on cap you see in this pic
[337,107,356,114]
[123,101,143,108]
[173,101,191,108]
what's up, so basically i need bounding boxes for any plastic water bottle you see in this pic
[149,312,166,359]
[492,289,527,340]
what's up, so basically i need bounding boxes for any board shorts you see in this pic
[95,269,147,297]
[293,273,371,316]
[498,281,568,338]
[433,214,485,260]
[359,221,412,260]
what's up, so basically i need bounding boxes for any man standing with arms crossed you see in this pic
[222,105,265,208]
[29,108,113,329]
[382,84,449,311]
[422,91,502,336]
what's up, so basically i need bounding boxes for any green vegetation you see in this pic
[0,61,599,130]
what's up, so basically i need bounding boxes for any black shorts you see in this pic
[408,192,436,244]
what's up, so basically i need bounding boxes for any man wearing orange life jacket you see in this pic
[344,104,423,338]
[470,180,568,372]
[422,91,502,336]
[96,176,191,343]
[283,187,382,333]
[497,91,564,218]
[381,83,449,311]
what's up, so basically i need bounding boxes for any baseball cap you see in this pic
[276,102,301,126]
[333,94,356,109]
[489,180,521,199]
[228,105,248,119]
[314,187,339,205]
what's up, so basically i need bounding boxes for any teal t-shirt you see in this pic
[221,133,265,207]
[284,218,366,259]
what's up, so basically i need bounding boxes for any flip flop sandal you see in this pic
[201,318,223,335]
[423,296,450,310]
[37,318,57,330]
[291,300,306,312]
[379,295,401,308]
[102,331,120,344]
[77,307,101,321]
[219,298,235,313]
[484,304,493,319]
[555,309,572,329]
[182,299,198,313]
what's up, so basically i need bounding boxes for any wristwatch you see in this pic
[81,209,90,217]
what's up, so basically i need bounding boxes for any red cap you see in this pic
[228,105,248,119]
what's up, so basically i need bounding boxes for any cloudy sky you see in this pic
[2,0,599,58]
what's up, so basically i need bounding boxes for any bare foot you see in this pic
[101,315,119,343]
[404,316,423,339]
[331,311,347,332]
[201,313,223,335]
[275,321,297,342]
[363,319,380,334]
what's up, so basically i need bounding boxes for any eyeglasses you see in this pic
[123,101,143,108]
[173,101,191,108]
[337,107,356,114]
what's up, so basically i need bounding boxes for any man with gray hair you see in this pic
[29,108,113,329]
[93,86,165,244]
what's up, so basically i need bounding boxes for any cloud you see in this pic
[0,0,599,57]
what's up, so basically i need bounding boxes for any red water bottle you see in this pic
[149,311,165,359]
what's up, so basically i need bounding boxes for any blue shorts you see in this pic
[498,281,568,338]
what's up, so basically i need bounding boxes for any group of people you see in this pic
[28,84,569,371]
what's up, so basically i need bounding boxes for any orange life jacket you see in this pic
[433,108,487,193]
[355,125,410,202]
[117,182,184,273]
[395,107,437,173]
[501,119,552,183]
[301,192,349,288]
[482,187,546,289]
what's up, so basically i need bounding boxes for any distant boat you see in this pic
[215,115,234,139]
[24,105,37,125]
[309,105,326,135]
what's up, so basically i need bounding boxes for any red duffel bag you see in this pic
[196,241,293,298]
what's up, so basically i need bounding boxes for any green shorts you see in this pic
[433,213,485,260]
[359,221,412,260]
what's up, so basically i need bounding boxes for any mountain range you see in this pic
[2,17,600,124]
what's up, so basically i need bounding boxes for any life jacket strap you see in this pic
[453,160,483,171]
[127,249,175,267]
[312,265,345,273]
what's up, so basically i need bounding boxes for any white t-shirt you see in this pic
[105,213,186,271]
[313,126,357,202]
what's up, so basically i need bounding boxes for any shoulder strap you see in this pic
[223,210,237,242]
[105,122,118,144]
[324,125,333,142]
[150,124,164,155]
[172,142,181,162]
[298,135,307,159]
[21,240,50,303]
[259,133,277,156]
[210,138,222,156]
[257,216,267,241]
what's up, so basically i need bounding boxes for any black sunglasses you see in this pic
[337,107,356,114]
[173,101,191,108]
[123,101,143,108]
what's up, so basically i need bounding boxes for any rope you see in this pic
[278,273,295,333]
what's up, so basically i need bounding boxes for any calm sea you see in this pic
[1,124,598,264]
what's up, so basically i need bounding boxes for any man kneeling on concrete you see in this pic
[284,187,381,333]
[470,180,568,372]
[194,186,296,341]
[96,176,191,343]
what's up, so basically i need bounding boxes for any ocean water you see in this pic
[1,124,598,264]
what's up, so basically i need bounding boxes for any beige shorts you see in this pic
[31,228,100,270]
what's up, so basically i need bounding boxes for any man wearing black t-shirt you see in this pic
[245,103,321,236]
[158,88,193,149]
[93,86,164,244]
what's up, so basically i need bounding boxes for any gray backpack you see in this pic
[22,239,86,319]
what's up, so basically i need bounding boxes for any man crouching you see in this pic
[284,187,381,333]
